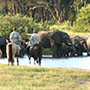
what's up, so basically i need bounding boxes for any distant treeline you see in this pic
[0,0,90,38]
[0,0,90,24]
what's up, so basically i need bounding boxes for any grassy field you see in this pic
[0,64,90,90]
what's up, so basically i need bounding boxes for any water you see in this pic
[0,55,90,70]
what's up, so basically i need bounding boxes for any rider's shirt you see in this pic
[10,31,21,43]
[29,33,40,45]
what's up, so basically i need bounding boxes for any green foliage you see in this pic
[47,18,57,25]
[0,14,50,38]
[73,4,90,33]
[34,21,50,31]
[50,21,72,31]
[0,14,32,38]
[0,7,4,16]
[43,48,52,55]
[68,7,76,23]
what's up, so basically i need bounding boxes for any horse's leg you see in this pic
[29,59,31,64]
[8,62,10,65]
[39,57,41,66]
[28,55,31,64]
[8,58,10,65]
[36,58,39,64]
[34,59,36,65]
[17,57,19,65]
[33,58,36,65]
[11,55,15,65]
[11,59,14,66]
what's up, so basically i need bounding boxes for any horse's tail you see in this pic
[8,44,13,63]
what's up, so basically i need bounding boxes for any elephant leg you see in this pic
[78,50,83,56]
[57,45,61,57]
[70,51,75,57]
[87,50,90,56]
[86,49,90,56]
[85,48,90,56]
[57,46,62,57]
[81,39,89,56]
[84,40,89,56]
[52,44,58,57]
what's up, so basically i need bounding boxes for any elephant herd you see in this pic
[38,30,90,57]
[0,30,90,58]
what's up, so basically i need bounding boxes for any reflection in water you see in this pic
[0,55,90,70]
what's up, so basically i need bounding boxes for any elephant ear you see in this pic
[50,30,61,45]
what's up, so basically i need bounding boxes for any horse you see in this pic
[27,44,43,66]
[6,38,26,65]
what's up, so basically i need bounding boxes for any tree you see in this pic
[0,0,89,24]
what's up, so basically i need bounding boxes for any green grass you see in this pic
[43,48,52,55]
[0,64,90,90]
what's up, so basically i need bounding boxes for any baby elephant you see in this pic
[58,43,74,57]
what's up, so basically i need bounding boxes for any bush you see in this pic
[50,21,72,31]
[43,48,52,55]
[73,4,90,33]
[0,14,33,38]
[0,14,50,38]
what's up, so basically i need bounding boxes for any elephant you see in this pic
[38,30,75,57]
[38,30,51,48]
[87,37,90,52]
[71,35,89,56]
[58,43,75,57]
[0,36,7,57]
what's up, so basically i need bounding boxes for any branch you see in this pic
[29,5,59,23]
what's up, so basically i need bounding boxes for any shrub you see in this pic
[0,14,50,38]
[50,21,72,31]
[0,14,33,38]
[73,4,90,33]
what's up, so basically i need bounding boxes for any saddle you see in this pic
[16,44,24,57]
[17,45,21,50]
[29,44,39,51]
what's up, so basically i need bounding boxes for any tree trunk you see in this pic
[3,0,8,15]
[13,2,17,15]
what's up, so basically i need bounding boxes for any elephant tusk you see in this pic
[68,43,72,46]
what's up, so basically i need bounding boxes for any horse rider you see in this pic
[9,27,21,50]
[28,29,40,51]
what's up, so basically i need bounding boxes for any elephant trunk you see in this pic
[82,40,90,56]
[66,40,72,46]
[66,40,76,56]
